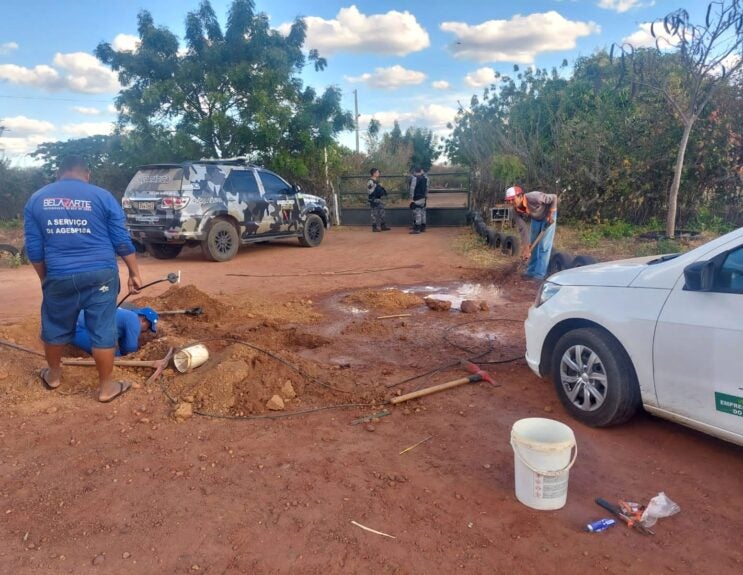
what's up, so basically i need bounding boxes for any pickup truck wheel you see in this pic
[201,219,239,261]
[551,327,640,427]
[299,214,325,247]
[146,243,183,260]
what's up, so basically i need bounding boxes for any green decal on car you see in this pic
[715,392,743,417]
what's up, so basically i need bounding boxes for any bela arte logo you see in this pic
[43,198,92,211]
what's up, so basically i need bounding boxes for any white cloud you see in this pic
[359,103,457,131]
[622,22,681,49]
[53,52,120,93]
[441,11,600,64]
[597,0,644,13]
[432,80,451,90]
[278,6,429,56]
[112,33,140,52]
[107,104,118,114]
[62,121,115,137]
[0,52,119,94]
[0,42,18,55]
[464,67,496,88]
[73,106,101,116]
[345,65,426,89]
[0,135,49,157]
[0,115,55,137]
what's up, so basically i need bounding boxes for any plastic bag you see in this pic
[640,492,680,528]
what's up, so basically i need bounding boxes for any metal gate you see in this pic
[337,171,471,227]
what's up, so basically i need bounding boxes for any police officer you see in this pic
[367,168,391,232]
[409,167,428,234]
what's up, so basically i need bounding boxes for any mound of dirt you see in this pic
[342,289,423,311]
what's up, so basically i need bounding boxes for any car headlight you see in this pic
[535,281,561,307]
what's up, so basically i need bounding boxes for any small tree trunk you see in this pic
[666,119,695,238]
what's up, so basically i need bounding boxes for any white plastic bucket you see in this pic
[510,418,577,510]
[173,344,210,373]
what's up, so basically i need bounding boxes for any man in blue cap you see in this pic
[72,307,158,357]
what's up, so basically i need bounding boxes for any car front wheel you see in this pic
[299,214,325,247]
[551,327,640,427]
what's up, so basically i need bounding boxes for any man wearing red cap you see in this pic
[504,185,558,281]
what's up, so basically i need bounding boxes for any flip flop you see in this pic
[99,380,132,403]
[39,367,61,390]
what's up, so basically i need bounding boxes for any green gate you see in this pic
[337,171,471,227]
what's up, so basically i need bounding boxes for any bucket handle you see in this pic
[510,440,578,477]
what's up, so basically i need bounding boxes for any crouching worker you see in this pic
[73,307,159,357]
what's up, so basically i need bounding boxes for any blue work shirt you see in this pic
[23,178,134,277]
[72,308,142,356]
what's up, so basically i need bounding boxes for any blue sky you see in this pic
[0,0,703,163]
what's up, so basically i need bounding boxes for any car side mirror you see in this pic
[684,260,715,291]
[291,184,301,194]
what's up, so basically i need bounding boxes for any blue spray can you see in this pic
[586,518,616,532]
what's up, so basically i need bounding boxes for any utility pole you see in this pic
[353,89,359,154]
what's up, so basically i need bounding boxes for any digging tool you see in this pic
[118,271,181,306]
[520,224,554,263]
[595,497,655,536]
[62,347,174,385]
[390,362,495,405]
[158,307,204,316]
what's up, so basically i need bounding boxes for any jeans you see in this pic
[526,213,557,280]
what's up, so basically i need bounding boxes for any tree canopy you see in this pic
[95,0,353,168]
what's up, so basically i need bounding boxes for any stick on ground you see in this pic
[350,520,396,539]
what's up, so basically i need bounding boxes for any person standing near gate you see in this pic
[409,167,428,234]
[504,185,558,281]
[367,168,391,232]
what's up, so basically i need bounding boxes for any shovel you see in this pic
[158,307,204,316]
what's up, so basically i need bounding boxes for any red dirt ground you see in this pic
[0,227,741,574]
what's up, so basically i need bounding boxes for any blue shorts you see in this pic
[41,268,119,348]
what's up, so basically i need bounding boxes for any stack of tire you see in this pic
[467,209,597,275]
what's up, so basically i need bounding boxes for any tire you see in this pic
[476,221,489,237]
[551,327,640,427]
[147,243,183,260]
[20,245,29,264]
[571,254,598,268]
[485,229,497,247]
[501,234,520,257]
[201,219,239,262]
[132,240,147,254]
[492,231,504,249]
[0,244,19,258]
[547,251,572,275]
[299,213,325,247]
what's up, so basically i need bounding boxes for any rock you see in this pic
[479,301,490,311]
[543,406,554,413]
[92,554,105,566]
[0,370,9,380]
[281,381,296,400]
[424,298,452,312]
[172,402,193,422]
[122,552,131,559]
[460,300,480,314]
[46,406,58,415]
[266,395,285,411]
[365,424,376,432]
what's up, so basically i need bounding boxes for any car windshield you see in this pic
[647,253,682,265]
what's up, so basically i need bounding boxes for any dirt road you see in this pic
[0,227,741,574]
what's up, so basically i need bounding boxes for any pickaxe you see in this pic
[62,347,174,385]
[390,361,496,405]
[158,307,203,316]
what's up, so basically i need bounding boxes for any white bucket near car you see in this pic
[510,418,577,510]
[173,344,210,373]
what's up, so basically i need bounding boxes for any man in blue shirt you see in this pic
[24,155,144,402]
[73,307,159,356]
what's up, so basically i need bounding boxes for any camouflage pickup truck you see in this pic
[122,158,331,262]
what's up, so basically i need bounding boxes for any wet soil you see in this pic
[0,227,741,574]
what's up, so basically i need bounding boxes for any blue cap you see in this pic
[134,307,159,332]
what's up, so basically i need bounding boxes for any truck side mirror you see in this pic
[683,260,714,291]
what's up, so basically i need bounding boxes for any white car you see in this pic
[525,227,743,446]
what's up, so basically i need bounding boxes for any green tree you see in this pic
[95,0,352,171]
[616,0,743,236]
